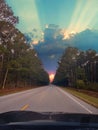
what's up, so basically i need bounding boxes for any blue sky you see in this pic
[6,0,98,32]
[6,0,98,74]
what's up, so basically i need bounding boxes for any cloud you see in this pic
[49,54,56,59]
[25,24,98,73]
[70,29,98,50]
[32,40,39,45]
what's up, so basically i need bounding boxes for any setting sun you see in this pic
[49,73,55,82]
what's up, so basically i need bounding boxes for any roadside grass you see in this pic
[0,86,38,96]
[61,87,98,108]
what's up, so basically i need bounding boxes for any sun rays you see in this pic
[6,0,98,34]
[6,0,41,32]
[67,0,98,33]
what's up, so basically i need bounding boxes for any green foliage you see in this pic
[0,21,49,88]
[76,80,85,89]
[53,47,98,91]
[86,83,98,91]
[0,0,18,24]
[53,47,80,86]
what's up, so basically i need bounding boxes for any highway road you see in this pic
[0,85,98,114]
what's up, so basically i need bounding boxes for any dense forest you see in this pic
[0,0,49,89]
[53,47,98,91]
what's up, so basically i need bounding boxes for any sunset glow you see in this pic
[49,73,55,82]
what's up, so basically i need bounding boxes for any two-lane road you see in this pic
[0,85,98,114]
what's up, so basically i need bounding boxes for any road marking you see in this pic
[57,87,93,114]
[20,104,29,111]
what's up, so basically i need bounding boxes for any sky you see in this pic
[6,0,98,75]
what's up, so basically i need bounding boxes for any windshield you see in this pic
[0,0,98,121]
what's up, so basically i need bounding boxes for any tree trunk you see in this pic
[2,68,8,89]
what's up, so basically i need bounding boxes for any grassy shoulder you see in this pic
[0,86,38,96]
[61,87,98,108]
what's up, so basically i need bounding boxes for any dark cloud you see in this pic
[25,25,98,73]
[70,29,98,51]
[33,25,66,72]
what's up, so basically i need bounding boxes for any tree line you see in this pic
[53,47,98,91]
[0,0,49,89]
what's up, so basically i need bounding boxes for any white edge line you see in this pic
[57,87,93,114]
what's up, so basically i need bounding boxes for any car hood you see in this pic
[0,111,98,124]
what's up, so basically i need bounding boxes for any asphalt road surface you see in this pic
[0,85,98,114]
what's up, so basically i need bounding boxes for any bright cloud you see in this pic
[50,54,55,59]
[32,40,39,45]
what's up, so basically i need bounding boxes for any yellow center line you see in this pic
[20,104,29,111]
